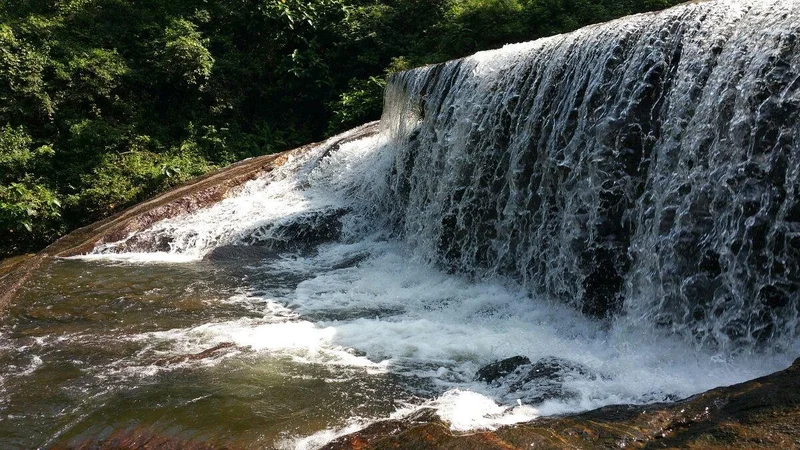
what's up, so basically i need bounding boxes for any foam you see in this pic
[69,252,199,263]
[106,240,794,439]
[433,390,540,431]
[284,244,794,407]
[81,131,388,261]
[132,309,385,370]
[281,420,371,450]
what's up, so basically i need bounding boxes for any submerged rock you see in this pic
[324,358,800,449]
[52,426,223,450]
[475,356,531,383]
[153,342,236,367]
[237,208,348,253]
[477,356,596,405]
[203,245,281,262]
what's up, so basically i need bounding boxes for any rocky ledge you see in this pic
[324,358,800,450]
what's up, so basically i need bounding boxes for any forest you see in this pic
[0,0,682,257]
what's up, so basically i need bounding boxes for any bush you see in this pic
[0,181,62,257]
[327,76,387,134]
[160,18,214,88]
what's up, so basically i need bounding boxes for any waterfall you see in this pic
[377,0,800,351]
[10,2,800,446]
[44,1,799,440]
[91,0,800,354]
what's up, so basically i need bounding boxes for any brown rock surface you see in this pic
[53,427,227,450]
[323,358,800,450]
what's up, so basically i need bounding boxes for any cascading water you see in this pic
[379,0,800,352]
[2,0,799,448]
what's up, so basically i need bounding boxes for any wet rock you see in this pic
[153,342,236,367]
[581,247,625,319]
[204,245,281,262]
[323,358,800,450]
[475,356,531,383]
[114,233,174,253]
[53,426,225,450]
[238,208,348,253]
[478,356,595,405]
[514,357,592,386]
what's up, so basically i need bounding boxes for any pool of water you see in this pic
[1,239,794,449]
[0,256,423,449]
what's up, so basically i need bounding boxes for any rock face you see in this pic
[324,358,800,450]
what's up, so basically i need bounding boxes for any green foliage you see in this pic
[67,48,129,99]
[0,124,53,182]
[0,23,53,121]
[0,181,62,256]
[0,0,685,257]
[77,147,211,216]
[161,18,214,87]
[328,76,386,134]
[438,0,527,57]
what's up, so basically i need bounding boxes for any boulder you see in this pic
[477,356,596,405]
[475,356,531,383]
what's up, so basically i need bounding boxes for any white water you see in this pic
[81,0,800,446]
[81,130,796,444]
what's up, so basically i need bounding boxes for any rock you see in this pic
[508,357,594,404]
[519,357,590,382]
[52,426,223,450]
[238,208,348,252]
[477,356,596,405]
[203,245,281,262]
[580,246,625,319]
[475,356,531,383]
[323,358,800,449]
[203,208,349,263]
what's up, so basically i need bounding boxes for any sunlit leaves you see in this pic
[0,23,53,121]
[0,181,62,246]
[0,124,53,182]
[161,18,214,87]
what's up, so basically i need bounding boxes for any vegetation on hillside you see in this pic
[0,0,683,257]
